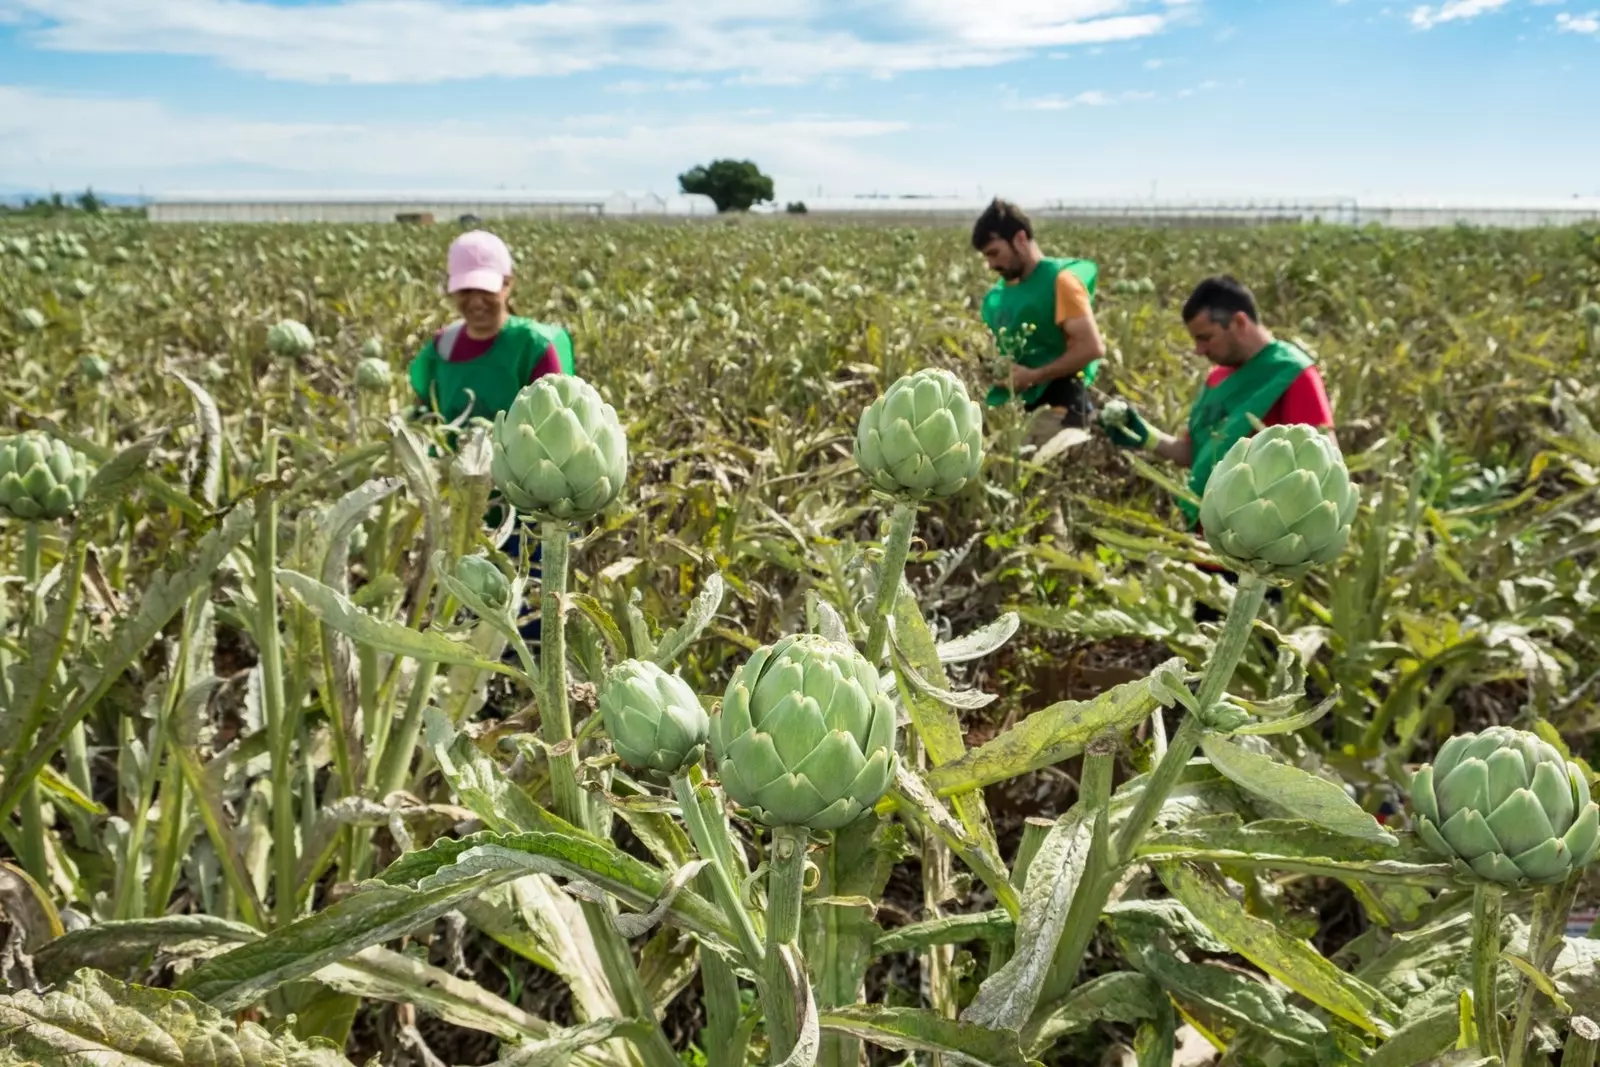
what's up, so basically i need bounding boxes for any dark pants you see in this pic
[1026,375,1093,429]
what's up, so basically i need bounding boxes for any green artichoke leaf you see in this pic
[1120,944,1330,1053]
[817,1005,1031,1067]
[1156,861,1401,1037]
[651,570,726,669]
[933,612,1020,664]
[1199,735,1397,845]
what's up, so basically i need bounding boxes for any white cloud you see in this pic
[0,0,1185,85]
[1556,10,1599,30]
[0,84,927,196]
[1408,0,1513,28]
[1006,87,1158,110]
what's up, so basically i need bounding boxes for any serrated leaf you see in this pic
[375,830,735,951]
[871,911,1013,954]
[1,543,88,753]
[818,1005,1029,1067]
[1199,736,1397,845]
[814,598,850,646]
[277,568,528,683]
[1029,971,1164,1052]
[961,806,1094,1031]
[80,427,167,516]
[178,867,509,1011]
[923,661,1182,796]
[172,372,222,507]
[1366,1006,1459,1067]
[652,570,725,668]
[1103,900,1230,955]
[485,1018,648,1067]
[934,613,1019,663]
[1224,690,1338,737]
[569,594,625,660]
[891,638,997,710]
[320,478,404,591]
[1157,862,1400,1036]
[0,967,356,1066]
[389,415,443,551]
[890,583,1000,857]
[1125,945,1328,1051]
[889,766,1020,918]
[32,916,259,986]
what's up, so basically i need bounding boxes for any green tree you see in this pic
[677,159,775,213]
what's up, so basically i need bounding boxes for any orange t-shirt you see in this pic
[1054,270,1092,325]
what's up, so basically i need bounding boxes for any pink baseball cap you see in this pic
[447,230,513,293]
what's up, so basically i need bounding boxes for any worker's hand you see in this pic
[1097,399,1154,450]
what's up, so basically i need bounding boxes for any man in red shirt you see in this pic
[1098,275,1335,529]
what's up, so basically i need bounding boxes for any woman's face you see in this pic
[454,280,510,333]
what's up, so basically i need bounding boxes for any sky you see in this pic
[1,0,1597,204]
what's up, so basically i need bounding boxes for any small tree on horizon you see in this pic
[677,159,775,213]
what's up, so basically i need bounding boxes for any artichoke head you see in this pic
[1410,726,1600,885]
[1197,423,1357,578]
[266,319,315,359]
[599,659,709,777]
[489,375,628,523]
[0,431,91,522]
[854,368,983,501]
[1582,303,1600,327]
[454,555,511,612]
[711,633,897,830]
[79,354,110,382]
[361,337,384,360]
[355,357,392,392]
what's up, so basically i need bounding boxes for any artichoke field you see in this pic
[0,213,1599,1067]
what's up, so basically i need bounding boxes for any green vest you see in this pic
[1182,340,1313,527]
[408,316,575,424]
[980,257,1101,408]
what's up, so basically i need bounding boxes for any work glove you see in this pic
[1097,398,1154,450]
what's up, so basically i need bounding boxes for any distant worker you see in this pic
[1097,274,1335,530]
[407,229,575,646]
[971,198,1108,444]
[408,229,574,428]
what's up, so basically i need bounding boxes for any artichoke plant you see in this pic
[1197,423,1358,576]
[599,659,710,777]
[454,554,510,613]
[0,431,91,522]
[266,319,315,359]
[1410,726,1600,884]
[854,368,983,501]
[489,375,627,523]
[355,357,391,392]
[711,633,897,830]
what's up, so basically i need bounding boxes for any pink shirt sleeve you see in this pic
[1272,367,1334,427]
[529,343,563,382]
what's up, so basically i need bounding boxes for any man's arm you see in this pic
[1151,430,1192,466]
[1010,271,1106,390]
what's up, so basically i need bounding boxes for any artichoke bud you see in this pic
[0,430,91,522]
[1197,424,1358,578]
[361,337,384,360]
[1197,700,1252,733]
[355,356,392,392]
[1581,303,1600,327]
[854,368,984,501]
[1409,725,1600,885]
[711,633,898,830]
[599,659,710,776]
[489,375,628,523]
[78,354,110,382]
[1100,398,1131,428]
[266,319,315,359]
[454,554,511,612]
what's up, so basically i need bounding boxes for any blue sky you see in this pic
[1,0,1597,203]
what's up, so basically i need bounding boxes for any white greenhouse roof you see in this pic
[147,189,617,204]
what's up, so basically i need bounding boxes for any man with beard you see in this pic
[1099,274,1335,531]
[971,197,1108,445]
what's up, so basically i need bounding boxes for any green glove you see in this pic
[1097,398,1154,450]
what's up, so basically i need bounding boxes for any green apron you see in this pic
[1182,341,1313,527]
[980,257,1100,408]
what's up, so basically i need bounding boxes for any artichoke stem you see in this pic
[1509,877,1581,1067]
[1565,1017,1600,1067]
[673,773,765,968]
[763,824,810,1060]
[1113,573,1268,862]
[862,501,918,666]
[17,521,47,889]
[256,432,297,927]
[1035,736,1118,1013]
[538,520,586,831]
[1471,883,1503,1061]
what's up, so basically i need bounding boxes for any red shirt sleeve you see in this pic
[529,343,563,382]
[1269,367,1334,427]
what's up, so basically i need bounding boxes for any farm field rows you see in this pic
[1,215,1599,1066]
